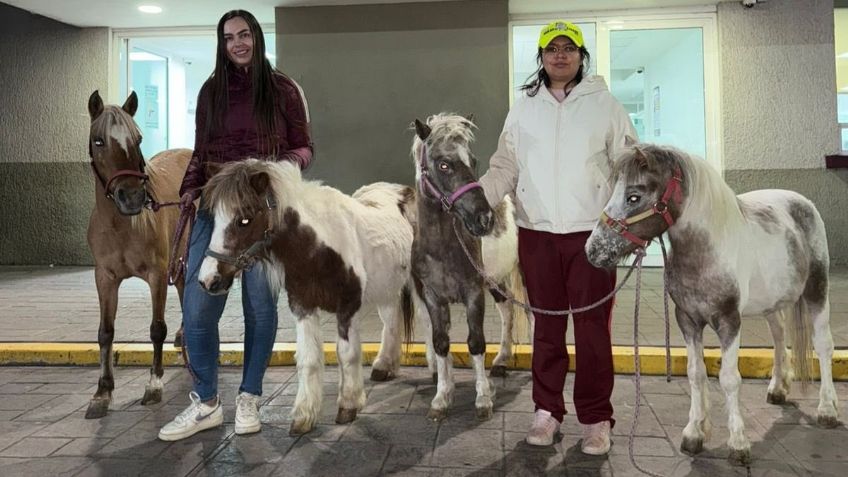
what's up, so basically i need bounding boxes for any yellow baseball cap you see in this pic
[538,20,584,49]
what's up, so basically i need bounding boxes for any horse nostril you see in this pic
[116,188,126,201]
[199,279,208,291]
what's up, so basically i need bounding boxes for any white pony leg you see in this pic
[371,303,401,381]
[491,300,513,376]
[811,300,839,427]
[719,333,750,464]
[290,313,324,435]
[765,309,792,404]
[427,353,454,421]
[336,314,365,424]
[681,338,711,455]
[471,353,495,420]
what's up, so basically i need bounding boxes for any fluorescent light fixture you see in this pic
[130,51,165,61]
[138,5,162,14]
[838,52,848,60]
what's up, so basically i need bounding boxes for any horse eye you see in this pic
[627,195,640,203]
[239,218,251,227]
[94,138,105,147]
[438,161,450,171]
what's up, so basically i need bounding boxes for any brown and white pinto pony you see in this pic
[586,144,838,465]
[410,113,530,422]
[198,159,416,436]
[86,90,190,418]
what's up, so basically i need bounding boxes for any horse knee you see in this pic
[150,321,167,343]
[434,334,450,357]
[468,336,486,356]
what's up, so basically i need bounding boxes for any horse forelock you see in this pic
[92,106,142,158]
[204,159,307,231]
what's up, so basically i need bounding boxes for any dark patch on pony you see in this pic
[277,208,362,340]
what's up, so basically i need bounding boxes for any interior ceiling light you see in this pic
[138,5,163,14]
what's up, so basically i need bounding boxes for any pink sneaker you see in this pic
[581,420,611,455]
[526,409,560,446]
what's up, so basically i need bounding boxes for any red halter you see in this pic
[600,167,683,248]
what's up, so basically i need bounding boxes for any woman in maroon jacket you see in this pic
[159,9,312,442]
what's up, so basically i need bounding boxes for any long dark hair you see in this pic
[520,46,591,97]
[204,10,281,147]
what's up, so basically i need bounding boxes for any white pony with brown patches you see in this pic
[586,144,838,465]
[198,159,416,436]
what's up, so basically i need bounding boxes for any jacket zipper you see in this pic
[554,100,562,228]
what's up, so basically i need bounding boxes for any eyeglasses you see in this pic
[543,45,579,56]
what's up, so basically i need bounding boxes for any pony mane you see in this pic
[615,144,745,243]
[410,113,476,169]
[204,159,335,231]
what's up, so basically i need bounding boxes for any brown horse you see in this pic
[85,90,191,418]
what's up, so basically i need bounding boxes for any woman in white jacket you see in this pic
[479,21,637,453]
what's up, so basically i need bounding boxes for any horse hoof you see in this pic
[370,368,392,382]
[85,399,110,419]
[766,392,786,405]
[489,365,507,378]
[432,372,438,385]
[476,406,493,421]
[680,436,704,455]
[427,408,448,422]
[728,448,752,466]
[289,419,314,436]
[173,334,183,348]
[141,386,162,405]
[817,414,839,428]
[336,408,358,424]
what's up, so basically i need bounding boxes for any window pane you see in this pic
[836,8,847,151]
[842,127,848,151]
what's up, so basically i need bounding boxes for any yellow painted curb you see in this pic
[1,342,846,380]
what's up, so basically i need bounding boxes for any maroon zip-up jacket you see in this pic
[179,66,313,197]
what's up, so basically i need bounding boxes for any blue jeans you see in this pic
[183,208,279,402]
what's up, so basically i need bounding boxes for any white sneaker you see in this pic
[158,391,223,441]
[526,409,561,446]
[235,391,261,435]
[581,420,612,455]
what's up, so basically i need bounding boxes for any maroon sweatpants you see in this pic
[518,228,616,426]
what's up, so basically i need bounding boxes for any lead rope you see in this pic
[451,220,641,316]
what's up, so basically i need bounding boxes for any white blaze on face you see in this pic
[108,118,135,156]
[198,207,233,286]
[604,179,629,219]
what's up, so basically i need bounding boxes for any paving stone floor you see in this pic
[0,366,846,476]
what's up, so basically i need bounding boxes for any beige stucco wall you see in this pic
[0,2,109,264]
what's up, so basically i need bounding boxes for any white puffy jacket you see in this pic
[480,75,637,234]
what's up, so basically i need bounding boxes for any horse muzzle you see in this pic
[113,184,147,216]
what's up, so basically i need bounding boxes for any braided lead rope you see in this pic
[628,257,667,477]
[451,219,642,316]
[659,235,672,382]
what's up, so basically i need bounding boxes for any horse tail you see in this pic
[508,265,532,345]
[790,298,814,390]
[401,284,415,353]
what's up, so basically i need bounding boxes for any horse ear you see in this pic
[624,135,638,147]
[633,146,648,166]
[250,172,270,194]
[414,119,431,141]
[205,162,224,178]
[88,90,104,120]
[465,113,475,124]
[122,91,139,117]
